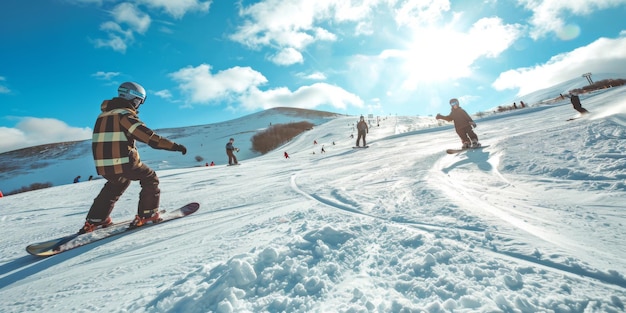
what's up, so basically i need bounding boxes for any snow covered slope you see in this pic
[1,87,626,312]
[0,107,339,194]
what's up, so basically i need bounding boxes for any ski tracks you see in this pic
[290,172,488,236]
[430,145,626,289]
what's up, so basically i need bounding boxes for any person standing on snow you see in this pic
[226,138,239,165]
[356,115,369,147]
[79,82,187,234]
[436,98,480,149]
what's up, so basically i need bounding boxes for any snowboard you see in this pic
[353,146,369,149]
[26,202,200,257]
[566,112,590,121]
[446,145,489,154]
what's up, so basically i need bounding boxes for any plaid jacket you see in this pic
[92,98,177,175]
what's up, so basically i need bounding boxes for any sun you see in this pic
[395,27,473,90]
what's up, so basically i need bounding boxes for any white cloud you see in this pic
[0,118,92,154]
[92,71,120,80]
[394,0,450,28]
[111,3,151,34]
[154,89,173,99]
[518,0,626,39]
[0,76,9,94]
[269,47,304,66]
[169,64,268,104]
[93,3,149,53]
[168,64,363,112]
[137,0,211,19]
[85,0,211,53]
[230,0,354,65]
[93,21,134,53]
[492,35,626,95]
[240,83,364,111]
[300,71,327,80]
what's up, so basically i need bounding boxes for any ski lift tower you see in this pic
[582,72,593,85]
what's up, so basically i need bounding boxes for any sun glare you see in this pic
[398,27,472,90]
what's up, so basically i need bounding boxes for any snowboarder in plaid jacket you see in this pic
[79,82,187,234]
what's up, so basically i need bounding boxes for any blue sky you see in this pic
[1,0,626,153]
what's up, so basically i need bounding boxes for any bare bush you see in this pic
[571,78,626,94]
[251,121,315,154]
[7,182,53,196]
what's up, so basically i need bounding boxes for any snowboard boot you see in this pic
[471,140,481,148]
[128,211,162,229]
[462,141,471,149]
[78,216,113,234]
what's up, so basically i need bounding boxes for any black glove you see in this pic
[174,143,187,155]
[471,122,477,128]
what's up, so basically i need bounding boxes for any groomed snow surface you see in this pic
[2,87,626,312]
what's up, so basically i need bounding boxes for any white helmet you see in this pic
[118,82,146,108]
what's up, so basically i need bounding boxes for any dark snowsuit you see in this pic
[437,106,478,145]
[86,97,184,223]
[570,94,589,114]
[356,120,368,146]
[226,141,238,165]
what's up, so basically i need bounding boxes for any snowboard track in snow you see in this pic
[293,170,626,289]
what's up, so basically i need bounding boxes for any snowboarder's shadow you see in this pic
[0,234,126,289]
[442,149,492,173]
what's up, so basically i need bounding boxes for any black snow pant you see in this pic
[573,104,589,114]
[356,130,367,146]
[86,163,160,222]
[227,149,238,165]
[456,125,478,144]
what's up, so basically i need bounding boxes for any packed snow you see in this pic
[1,87,626,312]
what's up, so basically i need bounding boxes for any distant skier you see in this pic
[566,92,589,114]
[356,115,368,147]
[436,98,480,149]
[284,151,290,159]
[79,82,187,234]
[321,145,326,153]
[226,138,239,165]
[73,176,81,183]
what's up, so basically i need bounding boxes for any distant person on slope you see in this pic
[226,138,239,165]
[79,82,187,234]
[436,98,480,149]
[356,115,369,147]
[566,92,589,114]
